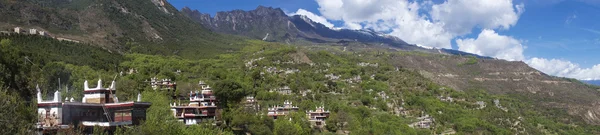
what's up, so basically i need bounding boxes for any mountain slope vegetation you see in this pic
[0,0,243,59]
[1,0,600,135]
[2,34,600,134]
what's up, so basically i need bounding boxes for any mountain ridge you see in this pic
[180,5,494,58]
[0,0,239,59]
[583,80,600,86]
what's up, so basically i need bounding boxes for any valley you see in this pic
[0,0,599,135]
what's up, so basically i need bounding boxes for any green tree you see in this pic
[273,118,304,135]
[0,39,11,48]
[0,88,36,134]
[139,90,184,135]
[213,79,247,108]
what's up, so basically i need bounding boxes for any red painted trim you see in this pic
[37,103,62,107]
[172,106,217,109]
[84,90,115,93]
[104,103,135,108]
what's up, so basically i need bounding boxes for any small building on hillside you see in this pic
[29,28,38,35]
[270,86,292,95]
[14,27,22,33]
[170,81,218,125]
[267,100,299,119]
[36,79,151,133]
[150,77,177,91]
[409,114,434,129]
[244,96,260,111]
[307,106,330,128]
[38,31,47,36]
[325,73,341,80]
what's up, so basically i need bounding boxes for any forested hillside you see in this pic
[0,0,245,59]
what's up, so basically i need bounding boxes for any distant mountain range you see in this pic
[583,80,600,86]
[180,6,490,58]
[181,6,412,47]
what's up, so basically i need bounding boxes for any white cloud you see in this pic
[293,9,335,28]
[312,0,599,80]
[430,0,524,35]
[526,58,600,80]
[314,0,524,49]
[344,22,363,30]
[315,0,454,48]
[456,29,525,61]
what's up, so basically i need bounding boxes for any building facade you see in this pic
[267,100,299,119]
[36,79,151,133]
[307,106,330,128]
[170,81,218,125]
[150,77,177,91]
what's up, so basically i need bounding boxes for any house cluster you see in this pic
[325,73,341,80]
[438,95,454,102]
[375,91,389,100]
[119,68,138,76]
[270,86,292,95]
[494,99,508,112]
[170,81,218,125]
[146,77,334,128]
[5,27,81,43]
[266,100,331,128]
[263,66,300,75]
[245,57,264,69]
[150,77,177,91]
[36,79,151,133]
[476,101,486,109]
[357,62,379,67]
[343,75,362,84]
[409,114,434,129]
[11,27,48,36]
[267,100,299,119]
[307,106,330,128]
[244,96,260,111]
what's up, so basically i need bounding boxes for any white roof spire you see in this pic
[137,93,142,102]
[97,79,103,89]
[36,84,42,103]
[110,80,116,90]
[36,84,41,93]
[84,80,89,90]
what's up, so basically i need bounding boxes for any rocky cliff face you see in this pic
[182,6,296,41]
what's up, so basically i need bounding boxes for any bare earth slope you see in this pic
[389,53,600,124]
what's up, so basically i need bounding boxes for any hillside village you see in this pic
[0,24,599,134]
[20,39,555,134]
[1,0,600,135]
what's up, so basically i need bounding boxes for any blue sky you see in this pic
[169,0,600,80]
